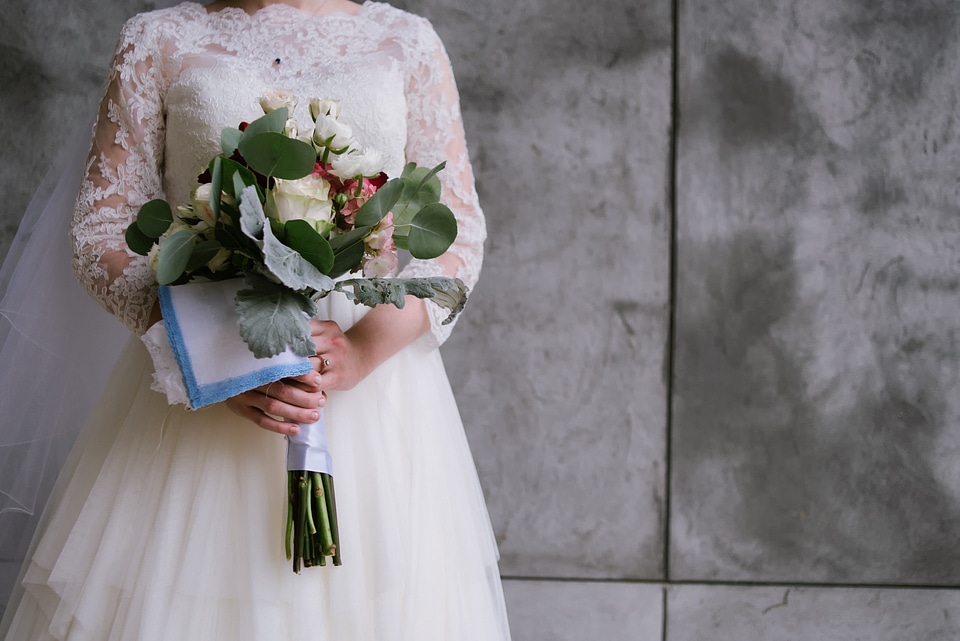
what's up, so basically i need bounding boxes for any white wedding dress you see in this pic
[0,3,510,640]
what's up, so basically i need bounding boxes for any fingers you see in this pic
[225,397,301,436]
[287,364,323,391]
[224,379,325,435]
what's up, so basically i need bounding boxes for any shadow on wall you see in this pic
[673,9,960,583]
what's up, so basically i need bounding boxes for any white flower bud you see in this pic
[309,97,341,121]
[312,114,353,150]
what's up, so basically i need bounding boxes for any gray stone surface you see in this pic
[504,579,663,641]
[399,0,673,579]
[0,1,162,264]
[667,585,960,641]
[671,0,960,583]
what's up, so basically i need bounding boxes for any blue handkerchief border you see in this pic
[159,285,313,410]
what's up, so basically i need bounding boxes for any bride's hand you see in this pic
[310,319,372,391]
[224,368,325,436]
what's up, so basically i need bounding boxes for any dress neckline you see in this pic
[183,1,374,21]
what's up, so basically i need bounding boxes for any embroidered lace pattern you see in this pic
[71,1,485,347]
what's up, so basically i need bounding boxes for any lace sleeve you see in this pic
[399,18,486,348]
[71,15,167,336]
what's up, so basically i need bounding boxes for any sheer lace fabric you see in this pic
[71,1,485,345]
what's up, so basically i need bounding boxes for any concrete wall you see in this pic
[3,0,960,638]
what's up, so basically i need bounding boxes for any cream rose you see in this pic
[258,89,298,115]
[192,183,216,227]
[265,174,335,232]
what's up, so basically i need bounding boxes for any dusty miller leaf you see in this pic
[238,185,266,240]
[235,274,318,358]
[334,277,468,325]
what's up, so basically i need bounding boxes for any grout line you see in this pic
[661,585,670,641]
[663,0,681,584]
[500,575,960,591]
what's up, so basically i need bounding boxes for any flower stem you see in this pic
[313,472,334,555]
[322,473,342,566]
[285,472,294,560]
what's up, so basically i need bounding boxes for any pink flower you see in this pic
[340,179,380,225]
[362,244,399,277]
[364,212,394,251]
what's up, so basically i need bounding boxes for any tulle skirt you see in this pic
[1,296,510,641]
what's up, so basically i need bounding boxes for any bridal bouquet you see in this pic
[127,92,466,571]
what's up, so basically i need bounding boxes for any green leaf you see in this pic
[334,276,468,325]
[156,230,196,285]
[221,127,243,156]
[353,179,404,227]
[125,222,155,256]
[327,226,370,278]
[218,156,262,202]
[239,132,317,180]
[262,228,335,292]
[136,199,174,238]
[209,156,223,222]
[235,273,318,358]
[185,239,222,271]
[240,107,288,140]
[215,223,252,252]
[391,163,444,235]
[405,203,458,259]
[285,220,335,274]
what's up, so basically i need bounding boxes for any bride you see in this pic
[0,0,511,639]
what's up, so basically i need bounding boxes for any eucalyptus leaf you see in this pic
[136,199,173,238]
[209,156,223,222]
[335,276,468,325]
[353,179,404,227]
[156,230,196,285]
[262,218,335,292]
[327,226,370,278]
[185,239,222,272]
[125,222,154,256]
[239,132,316,180]
[215,223,252,252]
[392,163,443,232]
[235,273,318,358]
[285,220,335,274]
[240,107,288,140]
[219,156,262,201]
[405,203,458,259]
[327,226,370,252]
[221,127,243,156]
[232,173,248,204]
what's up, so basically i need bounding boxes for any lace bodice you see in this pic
[71,1,485,346]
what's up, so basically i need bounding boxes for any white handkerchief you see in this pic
[157,279,313,410]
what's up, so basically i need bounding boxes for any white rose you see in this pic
[147,242,161,273]
[312,114,353,150]
[309,97,341,121]
[192,183,216,226]
[266,174,335,231]
[284,118,299,139]
[258,89,298,115]
[330,149,384,180]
